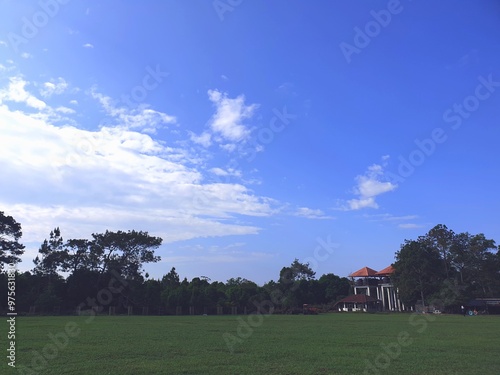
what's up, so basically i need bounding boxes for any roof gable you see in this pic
[375,265,395,276]
[349,266,378,277]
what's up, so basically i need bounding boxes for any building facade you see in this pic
[344,265,407,312]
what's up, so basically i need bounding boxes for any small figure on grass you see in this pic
[461,305,466,316]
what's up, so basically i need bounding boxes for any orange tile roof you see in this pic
[349,266,378,277]
[375,265,395,276]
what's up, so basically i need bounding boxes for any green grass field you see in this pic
[2,313,499,374]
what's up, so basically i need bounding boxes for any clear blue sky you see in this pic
[1,0,499,285]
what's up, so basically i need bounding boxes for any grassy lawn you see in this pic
[1,313,499,374]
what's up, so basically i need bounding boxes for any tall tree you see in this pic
[90,230,162,279]
[0,211,25,268]
[62,238,100,273]
[393,237,445,309]
[279,258,316,284]
[467,233,497,297]
[426,224,454,278]
[161,267,180,288]
[449,232,472,284]
[449,232,497,294]
[33,227,65,278]
[277,259,316,309]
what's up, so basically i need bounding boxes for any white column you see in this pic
[382,287,386,310]
[388,288,393,311]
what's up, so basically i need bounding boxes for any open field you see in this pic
[2,313,500,374]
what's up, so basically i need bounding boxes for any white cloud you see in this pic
[91,88,176,132]
[346,197,378,210]
[211,167,229,176]
[0,96,277,271]
[0,74,292,276]
[0,76,46,110]
[294,207,333,220]
[210,167,241,178]
[364,213,418,222]
[55,106,75,114]
[190,131,211,147]
[341,158,398,211]
[398,223,423,229]
[207,89,258,142]
[40,77,68,97]
[83,43,94,48]
[4,203,262,245]
[0,40,7,47]
[219,143,237,152]
[21,52,33,59]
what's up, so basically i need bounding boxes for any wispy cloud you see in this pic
[339,157,397,210]
[40,77,68,98]
[0,76,47,110]
[206,89,258,143]
[294,207,334,220]
[0,77,278,266]
[190,131,212,147]
[55,106,75,114]
[398,223,424,229]
[364,213,423,229]
[364,213,418,222]
[90,88,176,133]
[210,167,242,178]
[83,43,94,48]
[21,52,33,59]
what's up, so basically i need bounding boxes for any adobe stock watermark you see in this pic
[213,0,243,21]
[242,106,296,163]
[363,312,436,374]
[385,73,499,184]
[222,235,338,354]
[7,0,70,54]
[6,263,17,369]
[16,271,127,375]
[340,0,406,64]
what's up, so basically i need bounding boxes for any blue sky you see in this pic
[1,0,499,285]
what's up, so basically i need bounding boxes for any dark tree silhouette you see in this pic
[0,211,25,268]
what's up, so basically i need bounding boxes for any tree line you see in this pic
[1,211,499,314]
[0,211,350,315]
